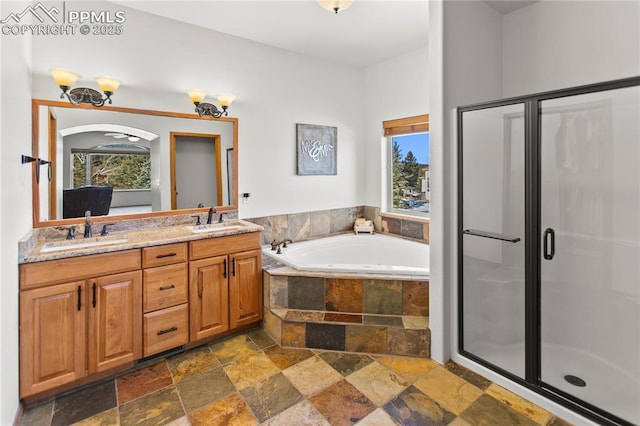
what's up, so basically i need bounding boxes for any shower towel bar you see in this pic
[462,229,521,243]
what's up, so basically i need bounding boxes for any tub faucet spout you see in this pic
[282,239,293,248]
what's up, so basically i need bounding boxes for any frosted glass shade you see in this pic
[187,90,206,103]
[216,93,235,108]
[95,77,121,93]
[317,0,354,13]
[50,69,81,87]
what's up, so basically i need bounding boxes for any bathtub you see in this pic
[262,233,429,276]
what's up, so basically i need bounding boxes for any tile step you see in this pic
[270,308,429,330]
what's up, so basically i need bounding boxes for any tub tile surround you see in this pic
[263,269,430,357]
[20,328,572,426]
[246,205,429,245]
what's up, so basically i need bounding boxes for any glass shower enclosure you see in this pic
[458,76,640,426]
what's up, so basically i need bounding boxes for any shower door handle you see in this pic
[543,228,555,260]
[462,229,521,243]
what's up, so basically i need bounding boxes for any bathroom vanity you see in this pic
[19,99,259,401]
[18,220,263,399]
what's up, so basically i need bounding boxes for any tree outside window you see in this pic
[390,132,429,216]
[72,144,151,189]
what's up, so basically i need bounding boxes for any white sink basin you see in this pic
[41,237,128,253]
[187,222,243,234]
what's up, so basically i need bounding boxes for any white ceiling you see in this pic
[110,0,430,68]
[110,1,538,68]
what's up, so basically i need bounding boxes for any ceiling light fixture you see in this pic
[51,69,120,107]
[187,90,235,118]
[317,0,354,14]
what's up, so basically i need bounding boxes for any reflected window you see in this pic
[71,142,151,190]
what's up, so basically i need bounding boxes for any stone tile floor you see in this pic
[21,328,572,425]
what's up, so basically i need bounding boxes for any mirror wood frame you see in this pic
[31,99,238,228]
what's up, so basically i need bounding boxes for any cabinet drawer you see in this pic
[19,249,140,290]
[143,263,188,313]
[143,304,188,357]
[142,243,188,268]
[189,232,260,260]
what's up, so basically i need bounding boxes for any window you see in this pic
[71,142,151,190]
[384,115,429,217]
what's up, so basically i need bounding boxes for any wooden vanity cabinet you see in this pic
[18,230,263,398]
[141,243,189,357]
[189,233,263,342]
[19,250,141,398]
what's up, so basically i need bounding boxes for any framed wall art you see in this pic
[296,123,337,175]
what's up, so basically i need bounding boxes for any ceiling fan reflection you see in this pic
[104,132,140,142]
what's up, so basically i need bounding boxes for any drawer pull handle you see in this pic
[156,252,177,259]
[159,284,176,291]
[157,326,178,336]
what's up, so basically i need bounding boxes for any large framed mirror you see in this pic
[31,99,238,227]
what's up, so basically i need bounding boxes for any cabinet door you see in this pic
[20,281,86,398]
[88,271,142,374]
[189,256,229,341]
[229,249,263,329]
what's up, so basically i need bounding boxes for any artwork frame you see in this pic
[296,123,337,175]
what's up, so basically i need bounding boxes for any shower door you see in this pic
[539,85,640,425]
[459,102,527,379]
[459,76,640,426]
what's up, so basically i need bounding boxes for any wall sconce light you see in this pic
[317,0,354,14]
[51,68,121,107]
[187,90,235,118]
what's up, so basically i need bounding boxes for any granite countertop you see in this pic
[19,219,263,264]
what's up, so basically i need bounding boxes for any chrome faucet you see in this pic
[206,207,216,224]
[84,210,92,238]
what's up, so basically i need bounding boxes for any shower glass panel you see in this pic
[461,103,526,378]
[540,86,640,424]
